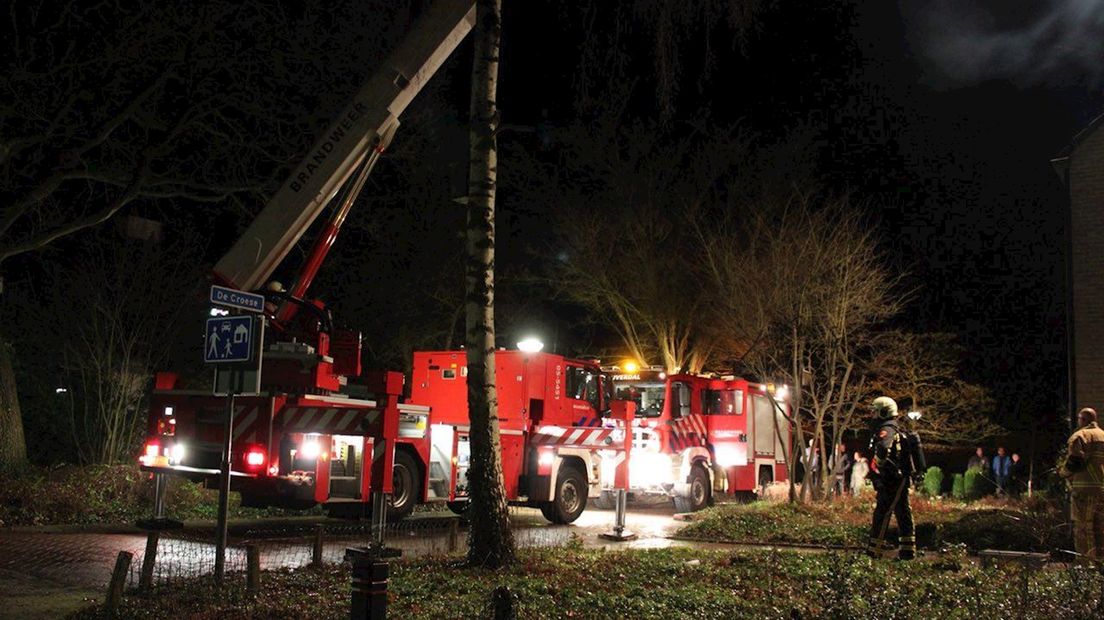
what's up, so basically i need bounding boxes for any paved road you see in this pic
[0,503,687,618]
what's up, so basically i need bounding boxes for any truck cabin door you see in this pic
[705,386,753,491]
[565,364,602,425]
[704,387,748,461]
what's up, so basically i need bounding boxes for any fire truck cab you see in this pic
[609,367,790,511]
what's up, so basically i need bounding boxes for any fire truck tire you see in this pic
[673,463,710,513]
[447,500,470,516]
[388,450,418,522]
[541,465,588,524]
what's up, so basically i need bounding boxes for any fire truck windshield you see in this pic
[615,383,665,418]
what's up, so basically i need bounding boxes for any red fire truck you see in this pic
[139,0,478,520]
[409,350,627,523]
[139,0,629,524]
[607,367,791,511]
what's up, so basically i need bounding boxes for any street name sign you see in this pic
[210,285,265,313]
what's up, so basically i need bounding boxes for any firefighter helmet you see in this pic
[871,396,898,418]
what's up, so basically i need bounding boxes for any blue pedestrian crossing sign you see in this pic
[204,315,256,364]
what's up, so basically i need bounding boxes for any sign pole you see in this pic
[214,370,238,586]
[204,287,264,586]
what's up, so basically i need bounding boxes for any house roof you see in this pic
[1053,111,1104,162]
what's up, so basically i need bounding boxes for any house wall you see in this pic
[1069,124,1104,414]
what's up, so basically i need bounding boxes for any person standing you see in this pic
[967,447,990,476]
[1009,452,1027,496]
[851,451,869,496]
[1061,407,1104,564]
[867,396,918,560]
[992,447,1011,494]
[833,443,852,497]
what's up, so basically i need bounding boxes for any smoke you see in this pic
[908,0,1104,88]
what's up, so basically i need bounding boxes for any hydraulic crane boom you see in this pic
[214,0,476,292]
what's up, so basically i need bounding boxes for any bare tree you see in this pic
[0,0,413,468]
[534,122,745,372]
[868,330,1002,446]
[464,0,514,569]
[700,195,900,501]
[9,232,204,464]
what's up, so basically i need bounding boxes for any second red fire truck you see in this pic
[605,366,791,511]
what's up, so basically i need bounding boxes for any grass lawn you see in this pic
[72,545,1103,619]
[676,494,1070,552]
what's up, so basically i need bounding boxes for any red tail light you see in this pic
[243,446,267,471]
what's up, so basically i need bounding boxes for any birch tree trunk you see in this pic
[0,335,27,470]
[464,0,514,569]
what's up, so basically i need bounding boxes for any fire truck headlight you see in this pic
[714,444,745,468]
[538,450,555,467]
[139,440,160,466]
[170,443,186,464]
[300,436,322,460]
[630,452,673,486]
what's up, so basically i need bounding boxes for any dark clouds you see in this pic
[904,0,1104,88]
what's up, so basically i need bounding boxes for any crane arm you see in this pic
[214,0,476,292]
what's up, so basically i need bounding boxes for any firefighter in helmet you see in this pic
[1060,407,1104,564]
[866,396,917,560]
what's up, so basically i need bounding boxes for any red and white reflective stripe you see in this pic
[232,406,261,442]
[692,414,708,437]
[530,427,614,447]
[280,407,381,434]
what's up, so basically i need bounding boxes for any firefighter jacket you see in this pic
[1062,421,1104,496]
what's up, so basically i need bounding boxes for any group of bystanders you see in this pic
[966,445,1029,495]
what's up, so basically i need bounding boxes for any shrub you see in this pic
[922,467,944,497]
[964,467,986,500]
[951,473,965,499]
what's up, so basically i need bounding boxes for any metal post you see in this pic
[153,473,167,520]
[370,491,388,551]
[313,524,325,567]
[600,488,636,541]
[139,531,160,593]
[106,551,133,612]
[614,489,628,535]
[600,402,636,542]
[447,518,459,553]
[215,371,238,586]
[247,544,261,593]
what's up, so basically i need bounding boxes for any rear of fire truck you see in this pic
[138,0,478,521]
[608,367,791,511]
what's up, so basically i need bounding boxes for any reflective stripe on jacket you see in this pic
[1066,422,1104,493]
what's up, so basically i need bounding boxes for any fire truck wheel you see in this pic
[388,450,418,521]
[447,500,470,516]
[673,463,710,513]
[542,465,588,524]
